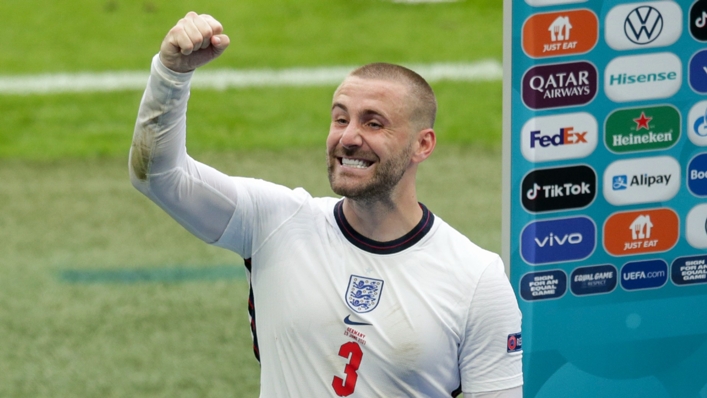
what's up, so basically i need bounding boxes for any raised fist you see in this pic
[159,12,230,73]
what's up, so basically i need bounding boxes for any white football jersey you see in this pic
[213,178,523,397]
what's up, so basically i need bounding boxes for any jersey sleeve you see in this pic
[129,54,308,259]
[459,256,523,394]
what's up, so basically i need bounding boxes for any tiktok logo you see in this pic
[691,0,707,41]
[521,165,596,213]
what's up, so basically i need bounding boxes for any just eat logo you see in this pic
[522,9,598,58]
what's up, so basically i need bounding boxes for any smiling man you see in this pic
[130,12,523,398]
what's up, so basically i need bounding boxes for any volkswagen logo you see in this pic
[625,6,663,44]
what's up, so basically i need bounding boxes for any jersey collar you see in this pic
[333,200,435,255]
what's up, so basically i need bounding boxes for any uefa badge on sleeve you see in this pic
[507,333,522,353]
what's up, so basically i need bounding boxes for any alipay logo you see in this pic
[521,216,596,265]
[521,112,597,162]
[603,156,680,205]
[612,175,628,190]
[604,52,681,102]
[605,1,682,50]
[688,100,707,146]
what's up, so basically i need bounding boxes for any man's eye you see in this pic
[368,122,382,129]
[335,118,348,125]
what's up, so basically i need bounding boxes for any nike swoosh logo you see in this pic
[344,315,372,326]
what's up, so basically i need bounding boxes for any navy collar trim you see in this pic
[334,200,434,255]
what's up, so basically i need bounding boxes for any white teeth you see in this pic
[341,158,371,168]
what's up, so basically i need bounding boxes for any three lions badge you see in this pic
[345,275,384,313]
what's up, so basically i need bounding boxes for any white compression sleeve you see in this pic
[129,54,239,244]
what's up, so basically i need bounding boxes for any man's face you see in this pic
[326,76,416,201]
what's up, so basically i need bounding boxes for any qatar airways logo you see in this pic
[522,61,598,110]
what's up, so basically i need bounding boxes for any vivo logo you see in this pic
[534,232,583,247]
[521,216,596,265]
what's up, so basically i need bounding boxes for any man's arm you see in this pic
[458,257,524,395]
[129,13,238,244]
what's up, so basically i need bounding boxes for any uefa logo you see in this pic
[605,1,682,50]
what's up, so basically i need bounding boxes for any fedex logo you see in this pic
[521,216,596,265]
[521,113,597,162]
[530,127,587,148]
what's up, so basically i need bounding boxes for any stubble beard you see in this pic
[327,143,413,207]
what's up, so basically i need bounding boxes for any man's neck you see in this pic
[341,194,423,242]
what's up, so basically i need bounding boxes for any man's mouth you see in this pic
[340,157,373,169]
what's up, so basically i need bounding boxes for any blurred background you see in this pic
[0,0,503,396]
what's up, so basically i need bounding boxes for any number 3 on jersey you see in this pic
[331,341,363,396]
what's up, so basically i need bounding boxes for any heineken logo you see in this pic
[605,105,680,153]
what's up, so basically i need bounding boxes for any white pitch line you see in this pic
[0,60,502,95]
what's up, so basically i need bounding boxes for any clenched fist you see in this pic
[159,12,230,73]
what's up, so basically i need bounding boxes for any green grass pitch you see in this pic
[0,1,503,396]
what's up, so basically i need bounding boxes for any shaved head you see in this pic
[347,63,437,131]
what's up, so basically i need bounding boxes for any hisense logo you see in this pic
[604,52,681,102]
[608,71,677,85]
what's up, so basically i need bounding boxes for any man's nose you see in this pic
[339,122,363,148]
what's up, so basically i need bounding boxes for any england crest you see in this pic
[345,275,384,313]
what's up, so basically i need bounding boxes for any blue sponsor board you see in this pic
[505,1,707,396]
[689,49,707,93]
[570,264,617,296]
[520,216,595,265]
[687,153,707,196]
[520,270,567,301]
[620,259,668,291]
[672,254,707,285]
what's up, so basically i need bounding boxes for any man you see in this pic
[130,12,523,397]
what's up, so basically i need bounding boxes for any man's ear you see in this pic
[411,128,436,164]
